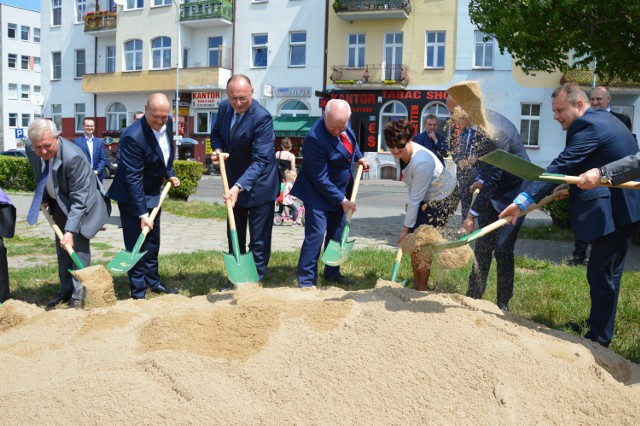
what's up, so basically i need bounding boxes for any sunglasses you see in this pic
[387,141,407,149]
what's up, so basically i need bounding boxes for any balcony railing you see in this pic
[330,64,410,87]
[83,11,117,32]
[333,1,411,20]
[561,69,640,88]
[180,0,233,22]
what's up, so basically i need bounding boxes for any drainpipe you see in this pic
[322,0,329,93]
[94,36,98,126]
[231,0,235,73]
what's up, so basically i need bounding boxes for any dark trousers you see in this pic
[0,237,9,303]
[228,201,274,281]
[467,206,525,307]
[297,206,345,286]
[119,202,162,299]
[573,238,589,259]
[584,220,640,347]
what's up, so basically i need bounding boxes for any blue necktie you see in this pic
[230,112,241,138]
[27,161,49,225]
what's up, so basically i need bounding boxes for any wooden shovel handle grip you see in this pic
[346,164,364,222]
[40,205,75,257]
[141,182,172,236]
[218,155,237,231]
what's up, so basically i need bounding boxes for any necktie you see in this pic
[230,113,241,138]
[27,161,49,225]
[339,133,353,157]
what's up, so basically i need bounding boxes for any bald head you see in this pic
[590,86,611,109]
[324,99,351,137]
[145,93,171,131]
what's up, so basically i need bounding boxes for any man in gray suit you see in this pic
[26,119,111,310]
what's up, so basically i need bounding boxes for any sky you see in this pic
[1,0,40,11]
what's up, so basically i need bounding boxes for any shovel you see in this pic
[107,182,172,273]
[386,248,407,287]
[322,164,364,266]
[480,149,640,189]
[40,206,85,270]
[218,155,259,286]
[434,189,568,252]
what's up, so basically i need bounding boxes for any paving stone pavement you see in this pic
[5,186,640,271]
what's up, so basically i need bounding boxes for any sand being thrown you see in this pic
[400,224,474,270]
[0,287,638,424]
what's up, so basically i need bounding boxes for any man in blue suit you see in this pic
[449,81,530,311]
[501,83,640,347]
[107,93,181,299]
[73,118,107,182]
[291,99,370,288]
[412,113,448,165]
[210,75,280,285]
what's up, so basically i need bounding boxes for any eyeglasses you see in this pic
[386,141,407,149]
[229,96,249,103]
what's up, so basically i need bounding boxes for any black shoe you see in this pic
[151,284,178,294]
[67,298,85,309]
[324,275,354,286]
[498,303,509,312]
[565,256,585,266]
[565,321,586,333]
[45,294,71,311]
[220,280,235,292]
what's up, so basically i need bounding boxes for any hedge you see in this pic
[0,157,36,192]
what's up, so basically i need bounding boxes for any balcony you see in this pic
[333,0,411,21]
[561,69,640,89]
[83,11,117,36]
[330,64,410,88]
[180,0,233,28]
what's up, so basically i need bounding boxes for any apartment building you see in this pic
[0,3,41,151]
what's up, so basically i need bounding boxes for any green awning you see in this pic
[273,116,319,137]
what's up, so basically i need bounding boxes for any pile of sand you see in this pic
[1,285,638,424]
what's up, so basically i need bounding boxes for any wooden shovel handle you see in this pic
[142,182,172,236]
[345,164,364,222]
[40,205,78,260]
[218,154,237,231]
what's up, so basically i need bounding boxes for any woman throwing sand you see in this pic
[384,119,458,290]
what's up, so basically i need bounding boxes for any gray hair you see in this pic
[28,118,58,142]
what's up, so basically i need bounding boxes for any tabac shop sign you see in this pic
[192,91,222,109]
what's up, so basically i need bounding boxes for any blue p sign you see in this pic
[15,128,24,139]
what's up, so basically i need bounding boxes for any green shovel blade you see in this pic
[322,222,355,266]
[389,260,407,287]
[107,248,147,273]
[223,229,259,286]
[479,149,565,182]
[433,228,484,252]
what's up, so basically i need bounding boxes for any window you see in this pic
[21,25,30,41]
[384,32,404,81]
[151,36,171,70]
[8,23,16,38]
[75,49,86,78]
[106,102,128,130]
[474,31,494,68]
[34,27,40,43]
[279,100,309,117]
[52,104,62,131]
[21,56,29,70]
[425,31,445,69]
[8,54,17,69]
[34,57,41,72]
[22,113,31,128]
[195,111,218,134]
[289,31,306,67]
[52,51,62,79]
[8,84,18,99]
[75,104,86,133]
[33,85,41,96]
[153,0,172,5]
[8,113,18,127]
[183,48,189,68]
[52,0,62,26]
[106,45,116,72]
[520,103,541,146]
[21,85,30,100]
[208,36,223,67]
[252,34,268,68]
[347,33,365,68]
[124,39,143,71]
[126,0,144,10]
[76,0,87,23]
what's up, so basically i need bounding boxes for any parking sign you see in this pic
[15,128,24,139]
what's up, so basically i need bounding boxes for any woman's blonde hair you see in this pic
[280,137,292,150]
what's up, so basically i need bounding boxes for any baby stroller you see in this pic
[274,199,305,226]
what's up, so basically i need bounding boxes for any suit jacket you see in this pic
[412,131,448,165]
[474,110,530,213]
[210,99,279,208]
[611,111,632,131]
[107,117,176,217]
[291,116,364,211]
[26,137,110,239]
[73,134,107,180]
[528,108,640,241]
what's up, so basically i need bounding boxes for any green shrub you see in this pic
[540,197,571,228]
[0,157,36,191]
[170,160,203,200]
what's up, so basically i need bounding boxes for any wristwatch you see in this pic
[599,166,612,185]
[234,183,244,192]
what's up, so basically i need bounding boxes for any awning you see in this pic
[272,116,319,137]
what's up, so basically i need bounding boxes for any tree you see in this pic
[468,0,640,82]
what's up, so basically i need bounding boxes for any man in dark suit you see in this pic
[107,93,180,299]
[449,81,530,311]
[73,118,107,182]
[0,187,16,303]
[291,99,370,288]
[501,83,640,347]
[25,119,111,309]
[210,75,280,286]
[590,86,633,130]
[412,113,448,165]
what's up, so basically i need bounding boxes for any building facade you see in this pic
[0,3,41,151]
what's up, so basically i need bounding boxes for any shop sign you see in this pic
[192,91,222,109]
[275,87,312,97]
